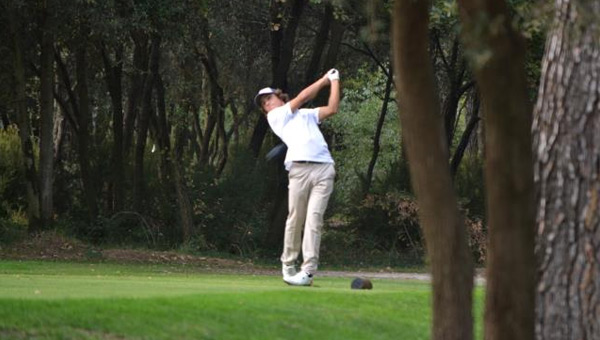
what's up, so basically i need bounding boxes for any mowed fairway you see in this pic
[0,261,483,339]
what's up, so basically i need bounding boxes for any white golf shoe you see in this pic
[282,264,297,279]
[283,271,313,286]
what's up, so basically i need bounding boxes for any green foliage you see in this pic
[354,192,422,252]
[190,146,269,256]
[0,126,26,220]
[327,64,402,207]
[454,153,485,218]
[322,191,424,268]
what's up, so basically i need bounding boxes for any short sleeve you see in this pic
[312,108,321,124]
[267,103,293,137]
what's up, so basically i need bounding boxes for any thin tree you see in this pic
[38,0,55,228]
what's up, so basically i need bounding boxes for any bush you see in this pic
[322,190,487,267]
[0,126,27,219]
[454,153,485,218]
[190,146,270,257]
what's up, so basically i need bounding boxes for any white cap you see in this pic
[254,87,276,107]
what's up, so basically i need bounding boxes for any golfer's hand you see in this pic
[326,68,339,82]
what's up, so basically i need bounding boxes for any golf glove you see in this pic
[327,68,340,81]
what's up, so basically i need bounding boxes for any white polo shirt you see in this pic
[267,103,334,171]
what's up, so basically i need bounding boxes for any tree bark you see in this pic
[533,1,600,339]
[392,1,474,339]
[39,0,55,228]
[457,0,536,339]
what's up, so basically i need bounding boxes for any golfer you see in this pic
[255,69,340,286]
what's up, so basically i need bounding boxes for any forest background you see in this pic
[0,0,545,267]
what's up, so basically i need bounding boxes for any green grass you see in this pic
[0,260,483,339]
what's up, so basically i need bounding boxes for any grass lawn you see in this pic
[0,260,483,339]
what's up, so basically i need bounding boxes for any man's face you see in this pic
[261,94,284,113]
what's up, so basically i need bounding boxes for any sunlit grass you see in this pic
[0,260,483,339]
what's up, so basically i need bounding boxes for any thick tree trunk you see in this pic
[457,1,536,340]
[39,0,55,228]
[533,1,600,339]
[392,1,474,339]
[10,10,41,231]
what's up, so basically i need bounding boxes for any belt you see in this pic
[293,160,324,164]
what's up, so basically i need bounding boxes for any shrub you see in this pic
[0,126,27,219]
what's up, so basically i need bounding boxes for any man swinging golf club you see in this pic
[255,69,340,286]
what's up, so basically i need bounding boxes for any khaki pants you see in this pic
[281,162,335,274]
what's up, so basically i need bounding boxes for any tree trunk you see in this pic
[364,67,393,195]
[303,4,333,85]
[173,123,194,243]
[249,0,307,156]
[124,32,149,159]
[392,1,474,339]
[450,111,480,178]
[133,35,158,212]
[0,105,10,129]
[54,49,80,132]
[466,88,482,156]
[457,0,536,339]
[198,18,227,174]
[75,31,98,220]
[273,0,307,89]
[39,0,55,228]
[100,43,125,213]
[155,74,171,182]
[533,1,600,339]
[10,9,41,232]
[322,16,345,71]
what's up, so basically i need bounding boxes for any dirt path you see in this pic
[0,232,485,284]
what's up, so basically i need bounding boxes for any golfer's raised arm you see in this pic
[318,70,340,121]
[288,77,329,112]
